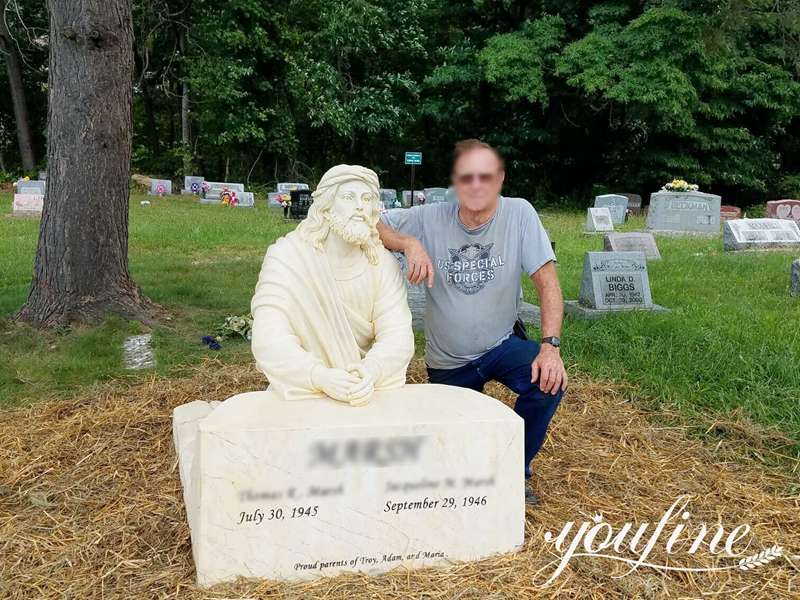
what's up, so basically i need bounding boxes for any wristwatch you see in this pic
[542,336,561,348]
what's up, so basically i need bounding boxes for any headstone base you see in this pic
[564,300,670,320]
[199,198,221,205]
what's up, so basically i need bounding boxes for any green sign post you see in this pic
[404,152,422,206]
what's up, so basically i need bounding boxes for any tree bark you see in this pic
[17,0,158,326]
[179,28,191,176]
[0,0,36,171]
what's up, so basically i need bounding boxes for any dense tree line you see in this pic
[2,0,799,205]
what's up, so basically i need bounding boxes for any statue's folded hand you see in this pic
[344,363,375,407]
[310,366,362,404]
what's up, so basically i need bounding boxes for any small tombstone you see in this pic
[379,188,399,208]
[594,194,627,225]
[204,182,245,201]
[402,190,425,207]
[236,191,255,208]
[621,193,642,215]
[603,232,661,260]
[149,178,172,196]
[766,199,800,222]
[720,205,741,221]
[424,187,448,204]
[791,259,799,297]
[38,170,47,180]
[565,251,668,318]
[184,176,205,195]
[646,190,721,234]
[16,179,46,195]
[12,194,44,217]
[289,189,312,219]
[723,218,800,251]
[276,182,309,194]
[267,192,283,207]
[585,207,614,233]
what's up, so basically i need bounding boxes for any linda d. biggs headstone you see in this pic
[424,187,448,204]
[766,199,800,222]
[149,178,172,196]
[792,259,800,296]
[16,179,46,195]
[585,207,614,233]
[723,218,800,251]
[594,194,627,225]
[173,389,523,586]
[565,251,668,318]
[183,176,205,195]
[603,232,661,260]
[646,190,721,234]
[12,193,44,217]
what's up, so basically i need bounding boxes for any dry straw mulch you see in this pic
[1,360,798,599]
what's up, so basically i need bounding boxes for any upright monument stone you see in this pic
[646,190,721,234]
[766,200,800,223]
[585,207,614,233]
[565,251,668,318]
[183,176,205,195]
[720,205,742,221]
[791,259,800,296]
[424,187,448,204]
[149,178,172,196]
[173,165,524,586]
[16,179,46,195]
[723,218,800,251]
[594,194,627,225]
[622,193,642,215]
[12,194,44,217]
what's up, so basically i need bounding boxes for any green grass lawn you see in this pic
[1,192,798,448]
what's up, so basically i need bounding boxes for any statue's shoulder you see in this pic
[265,230,311,259]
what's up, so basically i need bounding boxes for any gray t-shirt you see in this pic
[381,196,555,369]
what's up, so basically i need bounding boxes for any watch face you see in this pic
[545,337,560,347]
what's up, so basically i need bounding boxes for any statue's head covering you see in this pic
[297,164,383,265]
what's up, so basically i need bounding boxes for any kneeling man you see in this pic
[378,140,567,504]
[250,164,414,404]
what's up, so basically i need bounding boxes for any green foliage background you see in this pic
[2,0,800,203]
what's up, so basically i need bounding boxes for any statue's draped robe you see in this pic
[251,231,414,401]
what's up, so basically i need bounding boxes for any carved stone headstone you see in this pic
[16,179,46,195]
[646,191,721,234]
[424,187,448,204]
[402,190,426,207]
[236,191,255,208]
[594,194,627,225]
[379,188,398,208]
[720,205,741,221]
[585,207,614,233]
[621,193,642,215]
[12,194,44,217]
[766,199,800,222]
[603,232,661,260]
[277,182,309,194]
[202,182,245,202]
[723,218,800,251]
[792,259,800,297]
[149,178,172,196]
[565,251,668,318]
[183,176,205,195]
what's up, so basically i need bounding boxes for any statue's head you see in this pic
[297,164,382,265]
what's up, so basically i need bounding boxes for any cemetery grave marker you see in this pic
[277,182,310,194]
[201,182,246,203]
[622,193,642,215]
[603,232,661,260]
[402,190,426,207]
[379,188,399,208]
[424,187,448,204]
[594,194,627,225]
[723,218,800,251]
[149,178,172,196]
[720,205,741,221]
[565,251,668,318]
[183,176,205,195]
[585,207,614,233]
[289,189,312,219]
[12,193,44,217]
[237,191,255,208]
[16,179,46,195]
[766,199,800,222]
[646,190,721,234]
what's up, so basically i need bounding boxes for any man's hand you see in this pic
[404,238,435,288]
[531,345,568,395]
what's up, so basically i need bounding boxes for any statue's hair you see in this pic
[296,164,383,265]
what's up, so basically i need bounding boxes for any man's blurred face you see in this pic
[451,148,505,212]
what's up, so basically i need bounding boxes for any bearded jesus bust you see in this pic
[250,165,414,405]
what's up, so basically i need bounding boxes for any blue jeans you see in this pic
[426,334,564,479]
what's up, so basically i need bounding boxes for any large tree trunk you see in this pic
[0,0,36,171]
[17,0,158,326]
[179,28,191,176]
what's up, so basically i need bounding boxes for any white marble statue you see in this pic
[250,164,414,405]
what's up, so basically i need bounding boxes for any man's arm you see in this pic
[377,221,435,287]
[530,261,568,394]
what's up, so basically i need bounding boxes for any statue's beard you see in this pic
[324,211,372,246]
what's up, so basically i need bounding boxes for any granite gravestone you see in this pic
[402,190,426,207]
[12,194,44,216]
[183,176,205,195]
[38,170,47,180]
[379,188,399,208]
[237,191,255,208]
[720,205,742,221]
[646,191,721,234]
[277,182,310,194]
[16,179,46,195]
[289,188,312,219]
[594,194,627,225]
[766,200,800,222]
[202,182,245,203]
[565,251,668,318]
[792,260,800,296]
[603,232,661,260]
[723,218,800,251]
[424,187,448,204]
[585,207,614,233]
[149,179,172,196]
[622,193,642,215]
